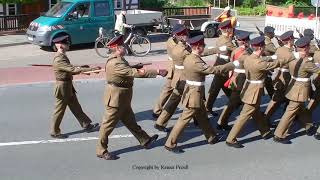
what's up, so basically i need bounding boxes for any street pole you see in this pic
[316,1,319,38]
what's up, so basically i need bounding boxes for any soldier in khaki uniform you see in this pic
[216,31,251,131]
[274,37,318,143]
[152,24,183,118]
[303,29,318,56]
[264,31,295,125]
[205,20,236,115]
[226,36,290,148]
[50,35,100,139]
[164,35,237,153]
[154,25,190,132]
[96,35,168,160]
[262,26,278,98]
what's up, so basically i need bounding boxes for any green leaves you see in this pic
[0,0,37,4]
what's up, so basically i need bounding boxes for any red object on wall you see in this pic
[308,14,315,20]
[278,11,283,16]
[297,12,304,19]
[267,10,273,16]
[288,12,295,18]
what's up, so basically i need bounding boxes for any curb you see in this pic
[0,42,30,48]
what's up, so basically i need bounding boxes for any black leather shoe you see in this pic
[306,126,317,136]
[97,153,119,160]
[208,135,221,145]
[152,113,160,118]
[84,123,99,132]
[269,122,278,129]
[314,133,320,140]
[164,146,185,154]
[273,136,291,144]
[50,133,69,139]
[226,141,244,148]
[143,134,159,149]
[262,131,274,140]
[154,124,170,132]
[217,124,232,131]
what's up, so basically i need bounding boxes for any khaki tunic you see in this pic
[307,50,320,111]
[206,35,236,110]
[264,36,277,56]
[51,53,94,135]
[153,37,178,115]
[274,57,320,138]
[96,54,158,155]
[226,53,291,143]
[218,46,249,126]
[165,53,235,148]
[156,41,190,127]
[264,46,295,121]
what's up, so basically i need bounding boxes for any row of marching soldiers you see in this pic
[49,19,320,160]
[151,19,320,152]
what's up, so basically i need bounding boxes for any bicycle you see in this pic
[95,26,151,58]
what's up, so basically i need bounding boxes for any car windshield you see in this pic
[45,2,72,18]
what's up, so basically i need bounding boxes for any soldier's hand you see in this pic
[132,63,144,69]
[81,65,90,68]
[158,69,168,77]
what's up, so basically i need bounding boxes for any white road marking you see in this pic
[0,129,202,147]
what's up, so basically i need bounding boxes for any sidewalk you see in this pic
[0,31,29,48]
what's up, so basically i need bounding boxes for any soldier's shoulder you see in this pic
[53,53,66,62]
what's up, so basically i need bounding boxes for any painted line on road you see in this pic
[0,129,202,147]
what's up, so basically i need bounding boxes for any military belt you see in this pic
[56,78,72,81]
[277,68,289,72]
[246,79,264,84]
[168,56,173,61]
[107,82,132,88]
[218,54,230,60]
[174,65,184,70]
[186,80,205,86]
[234,68,245,73]
[291,76,310,82]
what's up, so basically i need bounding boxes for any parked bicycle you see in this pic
[95,26,151,58]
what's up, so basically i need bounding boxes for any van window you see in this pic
[94,2,110,17]
[71,3,90,18]
[45,2,72,18]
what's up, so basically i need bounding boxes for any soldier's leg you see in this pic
[165,108,195,148]
[221,85,232,97]
[264,76,274,98]
[205,75,225,111]
[194,107,217,142]
[252,108,271,137]
[296,107,313,131]
[264,89,285,122]
[50,98,68,135]
[274,101,301,138]
[68,94,92,128]
[307,90,320,111]
[156,84,184,127]
[226,103,256,143]
[96,106,120,156]
[218,90,242,127]
[153,79,174,116]
[121,106,151,146]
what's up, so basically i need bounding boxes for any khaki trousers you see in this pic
[218,90,242,126]
[153,79,173,116]
[96,105,150,156]
[165,107,217,148]
[274,101,313,138]
[156,81,185,127]
[206,75,232,111]
[51,95,92,135]
[264,88,287,122]
[226,101,270,143]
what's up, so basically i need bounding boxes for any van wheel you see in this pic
[204,25,216,38]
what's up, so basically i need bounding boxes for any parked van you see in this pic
[26,0,115,50]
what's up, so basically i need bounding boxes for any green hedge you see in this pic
[236,5,267,16]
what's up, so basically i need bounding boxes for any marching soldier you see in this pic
[50,35,100,139]
[152,24,183,118]
[273,37,318,144]
[96,35,168,160]
[216,31,251,131]
[264,31,295,125]
[154,24,190,132]
[226,36,290,148]
[262,26,277,98]
[205,20,236,115]
[303,29,318,56]
[164,35,237,153]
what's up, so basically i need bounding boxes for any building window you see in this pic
[115,0,122,9]
[0,4,4,15]
[6,3,17,15]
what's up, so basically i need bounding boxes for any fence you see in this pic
[142,6,211,16]
[0,14,38,32]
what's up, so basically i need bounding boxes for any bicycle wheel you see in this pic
[129,35,151,57]
[95,36,112,58]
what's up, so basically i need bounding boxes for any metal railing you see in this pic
[142,6,211,16]
[0,14,38,32]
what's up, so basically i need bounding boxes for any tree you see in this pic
[0,0,36,3]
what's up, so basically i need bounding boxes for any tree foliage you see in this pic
[0,0,36,4]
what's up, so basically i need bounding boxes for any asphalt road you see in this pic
[0,79,320,180]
